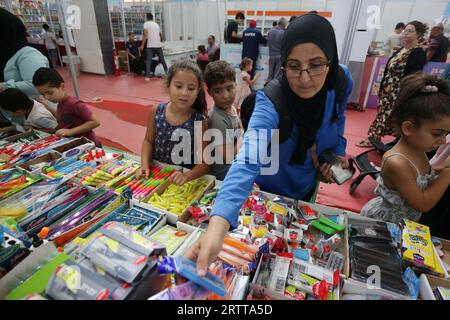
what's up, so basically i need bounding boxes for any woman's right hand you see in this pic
[184,216,229,276]
[136,166,150,179]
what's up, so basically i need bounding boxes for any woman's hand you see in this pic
[136,166,150,179]
[184,216,229,276]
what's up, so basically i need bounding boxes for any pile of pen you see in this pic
[0,169,41,200]
[0,136,70,168]
[107,164,176,200]
[43,158,97,179]
[71,159,140,188]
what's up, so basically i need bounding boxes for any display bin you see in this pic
[0,130,38,158]
[296,199,350,279]
[129,160,181,200]
[419,273,450,300]
[177,179,222,226]
[38,137,96,180]
[17,151,62,178]
[248,253,292,300]
[50,137,95,155]
[139,173,216,226]
[49,195,127,247]
[342,213,414,300]
[103,160,182,200]
[248,252,342,300]
[0,172,42,202]
[130,199,167,237]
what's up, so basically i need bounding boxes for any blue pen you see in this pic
[55,160,84,173]
[50,158,78,171]
[59,161,87,174]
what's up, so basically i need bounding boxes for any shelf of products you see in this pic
[9,0,61,37]
[109,4,164,41]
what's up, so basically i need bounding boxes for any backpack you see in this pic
[240,66,349,143]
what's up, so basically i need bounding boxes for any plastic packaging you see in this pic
[81,235,149,284]
[99,221,160,256]
[173,256,227,297]
[46,260,116,300]
[268,254,292,294]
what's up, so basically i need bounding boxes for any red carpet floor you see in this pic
[63,69,385,213]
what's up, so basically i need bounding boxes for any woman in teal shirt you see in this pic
[0,8,49,124]
[185,14,353,276]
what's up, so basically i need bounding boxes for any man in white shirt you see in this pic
[139,13,168,81]
[42,24,59,68]
[0,88,57,132]
[383,22,405,57]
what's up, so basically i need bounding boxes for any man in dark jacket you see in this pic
[242,20,266,79]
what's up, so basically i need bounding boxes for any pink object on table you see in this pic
[430,134,450,167]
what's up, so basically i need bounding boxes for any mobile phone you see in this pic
[319,150,353,185]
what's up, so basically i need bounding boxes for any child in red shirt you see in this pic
[197,45,209,61]
[32,67,101,146]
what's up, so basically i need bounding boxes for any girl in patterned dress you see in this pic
[234,57,260,115]
[357,21,427,148]
[136,60,209,185]
[361,74,450,224]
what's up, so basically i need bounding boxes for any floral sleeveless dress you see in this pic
[361,153,437,224]
[367,47,418,140]
[153,103,204,169]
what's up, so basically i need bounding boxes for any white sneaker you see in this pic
[145,77,151,81]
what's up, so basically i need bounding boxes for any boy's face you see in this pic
[36,83,67,103]
[208,81,236,109]
[129,34,135,41]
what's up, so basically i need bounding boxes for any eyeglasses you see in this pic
[402,29,416,34]
[284,61,330,78]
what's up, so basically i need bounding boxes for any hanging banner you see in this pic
[220,44,269,90]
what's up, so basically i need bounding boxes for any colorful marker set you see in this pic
[0,170,42,200]
[111,165,176,200]
[0,136,68,168]
[0,135,60,159]
[43,158,97,179]
[147,177,211,215]
[72,159,140,189]
[71,167,116,187]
